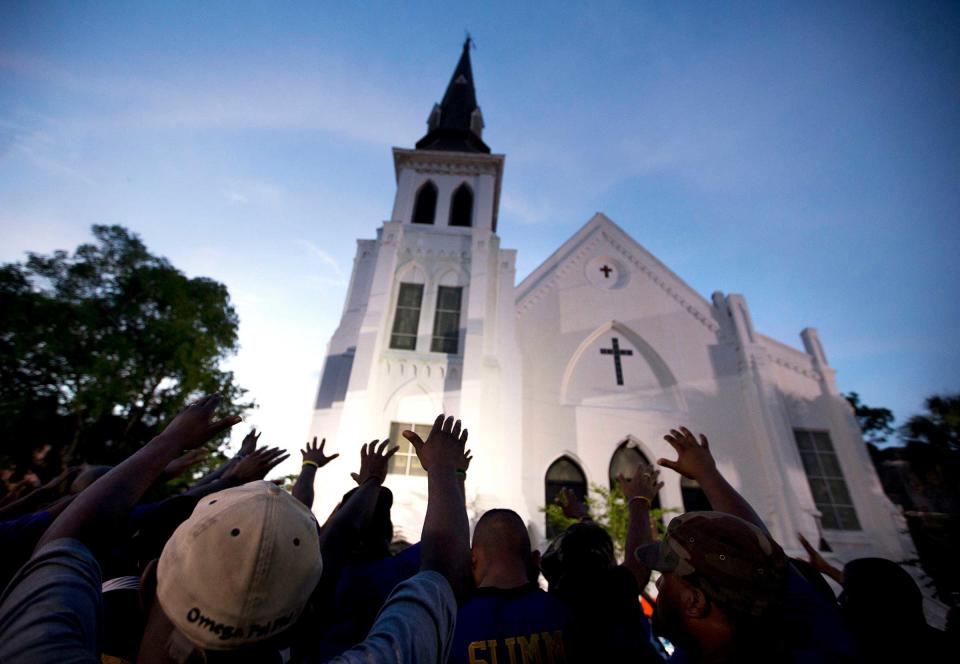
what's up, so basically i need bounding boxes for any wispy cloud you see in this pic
[221,179,284,208]
[0,53,424,147]
[500,192,555,225]
[297,239,343,277]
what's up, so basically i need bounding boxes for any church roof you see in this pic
[415,38,491,154]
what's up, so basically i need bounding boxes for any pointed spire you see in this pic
[415,37,491,154]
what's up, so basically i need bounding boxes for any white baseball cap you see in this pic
[157,481,323,650]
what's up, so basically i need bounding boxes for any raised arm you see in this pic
[799,532,844,585]
[404,414,471,601]
[317,439,396,550]
[617,463,663,588]
[292,436,339,509]
[37,395,241,552]
[0,466,81,521]
[658,426,768,533]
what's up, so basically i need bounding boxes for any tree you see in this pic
[0,225,252,478]
[845,391,895,446]
[900,393,960,453]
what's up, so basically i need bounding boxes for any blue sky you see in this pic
[1,1,957,459]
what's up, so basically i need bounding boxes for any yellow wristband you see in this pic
[302,460,319,469]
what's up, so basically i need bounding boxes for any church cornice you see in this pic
[392,148,504,179]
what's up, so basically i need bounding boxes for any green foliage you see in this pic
[900,393,960,453]
[0,225,253,477]
[543,483,676,560]
[845,391,895,446]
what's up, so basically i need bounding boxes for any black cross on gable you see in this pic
[600,337,633,386]
[599,265,613,279]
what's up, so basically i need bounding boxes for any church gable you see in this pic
[515,213,719,336]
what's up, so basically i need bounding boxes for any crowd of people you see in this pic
[0,395,950,662]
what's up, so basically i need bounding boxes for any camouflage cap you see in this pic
[635,511,788,618]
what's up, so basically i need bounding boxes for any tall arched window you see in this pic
[545,456,587,538]
[609,440,661,509]
[448,183,473,227]
[681,477,711,513]
[412,181,437,225]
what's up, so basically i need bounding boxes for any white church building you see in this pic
[308,41,914,564]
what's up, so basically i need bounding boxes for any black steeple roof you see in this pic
[415,38,491,154]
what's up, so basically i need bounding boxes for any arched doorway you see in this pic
[608,439,661,509]
[545,456,587,538]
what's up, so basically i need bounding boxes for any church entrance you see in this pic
[544,456,587,538]
[609,440,662,510]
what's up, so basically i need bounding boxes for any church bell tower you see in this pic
[309,39,525,537]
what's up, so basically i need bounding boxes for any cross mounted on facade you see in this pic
[600,337,633,386]
[599,265,613,279]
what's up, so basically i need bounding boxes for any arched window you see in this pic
[609,440,661,509]
[448,183,473,227]
[412,181,437,225]
[545,456,587,538]
[681,477,711,513]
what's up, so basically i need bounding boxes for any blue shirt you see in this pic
[450,583,573,664]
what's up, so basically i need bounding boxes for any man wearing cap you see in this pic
[639,427,858,663]
[635,511,790,661]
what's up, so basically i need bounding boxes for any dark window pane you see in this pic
[812,432,835,452]
[809,478,832,505]
[449,184,473,227]
[820,506,840,530]
[393,308,420,334]
[819,453,842,478]
[794,430,814,451]
[390,283,423,350]
[836,507,861,530]
[438,285,462,310]
[431,286,462,354]
[827,479,853,505]
[398,284,424,307]
[800,451,821,477]
[389,334,414,350]
[412,182,437,225]
[547,458,585,483]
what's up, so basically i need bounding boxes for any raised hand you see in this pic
[617,462,663,504]
[223,447,290,483]
[461,449,473,472]
[160,449,206,481]
[799,533,830,573]
[798,532,844,584]
[658,426,717,481]
[350,439,398,485]
[159,394,242,451]
[302,436,339,468]
[555,486,590,521]
[403,414,468,473]
[239,428,262,457]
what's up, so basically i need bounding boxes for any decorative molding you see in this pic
[768,352,822,381]
[412,161,498,177]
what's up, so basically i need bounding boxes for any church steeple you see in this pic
[415,38,491,154]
